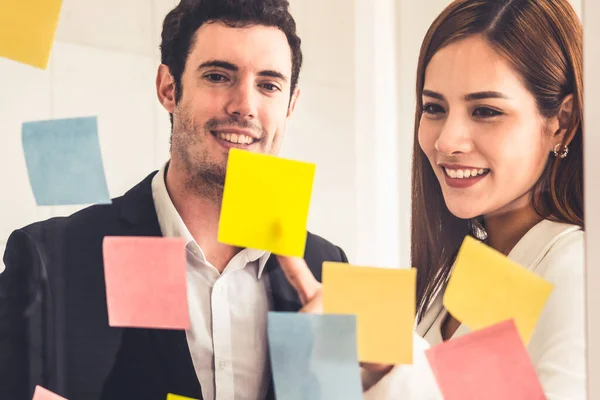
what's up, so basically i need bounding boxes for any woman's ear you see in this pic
[554,94,576,146]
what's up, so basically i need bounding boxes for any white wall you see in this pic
[583,0,598,398]
[289,0,449,268]
[0,0,176,272]
[284,0,358,261]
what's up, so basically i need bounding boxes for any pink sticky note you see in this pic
[32,386,67,400]
[103,237,190,329]
[425,320,546,400]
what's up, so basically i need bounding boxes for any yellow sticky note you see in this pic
[443,236,554,344]
[167,395,197,400]
[322,262,416,364]
[218,149,315,257]
[0,0,63,69]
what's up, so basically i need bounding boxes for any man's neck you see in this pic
[165,161,241,273]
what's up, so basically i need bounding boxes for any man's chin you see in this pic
[198,169,226,187]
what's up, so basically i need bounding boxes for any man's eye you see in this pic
[422,103,445,115]
[205,73,228,83]
[261,83,280,92]
[473,107,503,118]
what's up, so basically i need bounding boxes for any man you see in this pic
[0,1,348,399]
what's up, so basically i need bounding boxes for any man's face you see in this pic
[163,21,299,195]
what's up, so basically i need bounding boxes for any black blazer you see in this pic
[0,171,348,400]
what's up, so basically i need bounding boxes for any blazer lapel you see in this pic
[114,172,202,398]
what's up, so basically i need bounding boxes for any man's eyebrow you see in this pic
[197,60,238,72]
[258,70,288,82]
[197,60,288,83]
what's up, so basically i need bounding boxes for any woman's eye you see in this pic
[205,73,228,83]
[473,107,503,118]
[422,103,445,115]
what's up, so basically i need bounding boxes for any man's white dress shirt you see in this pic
[152,163,272,400]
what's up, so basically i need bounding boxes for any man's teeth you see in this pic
[216,132,255,144]
[445,167,488,179]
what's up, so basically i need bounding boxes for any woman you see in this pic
[278,0,585,398]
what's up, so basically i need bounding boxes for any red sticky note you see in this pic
[425,320,546,400]
[102,237,190,329]
[32,386,67,400]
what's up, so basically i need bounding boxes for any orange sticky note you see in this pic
[32,386,67,400]
[0,0,63,69]
[426,319,545,400]
[167,394,198,400]
[444,236,554,344]
[322,262,416,364]
[102,237,190,329]
[218,149,316,257]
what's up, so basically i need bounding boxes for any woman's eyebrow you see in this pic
[463,91,510,101]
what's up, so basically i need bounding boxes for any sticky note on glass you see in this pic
[22,117,111,206]
[102,237,190,329]
[0,0,63,69]
[218,149,315,257]
[268,312,362,400]
[32,386,67,400]
[323,262,416,364]
[167,394,198,400]
[443,236,554,344]
[426,319,545,400]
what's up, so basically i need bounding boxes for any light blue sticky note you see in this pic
[22,117,111,206]
[268,312,362,400]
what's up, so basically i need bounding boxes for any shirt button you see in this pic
[218,360,227,370]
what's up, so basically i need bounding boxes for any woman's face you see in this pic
[418,35,555,220]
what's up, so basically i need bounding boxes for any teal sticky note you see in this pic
[22,117,111,206]
[268,312,362,400]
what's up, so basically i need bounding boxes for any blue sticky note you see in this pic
[22,117,111,206]
[268,312,362,400]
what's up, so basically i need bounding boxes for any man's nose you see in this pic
[225,81,258,119]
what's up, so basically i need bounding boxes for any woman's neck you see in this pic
[483,196,544,256]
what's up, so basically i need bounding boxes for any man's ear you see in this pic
[156,64,176,114]
[552,94,576,148]
[287,87,301,119]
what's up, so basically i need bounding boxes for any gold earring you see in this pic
[553,143,569,159]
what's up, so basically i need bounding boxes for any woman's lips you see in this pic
[442,167,490,189]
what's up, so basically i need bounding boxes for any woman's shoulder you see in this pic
[527,219,584,280]
[509,219,583,278]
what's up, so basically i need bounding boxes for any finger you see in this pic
[360,362,394,373]
[299,291,323,314]
[276,255,322,305]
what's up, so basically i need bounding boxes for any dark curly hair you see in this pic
[160,0,303,125]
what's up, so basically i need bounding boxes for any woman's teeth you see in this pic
[444,167,489,179]
[216,132,255,145]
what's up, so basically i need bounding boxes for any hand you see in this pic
[276,255,323,313]
[276,255,393,374]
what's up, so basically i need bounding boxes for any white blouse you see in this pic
[364,219,586,400]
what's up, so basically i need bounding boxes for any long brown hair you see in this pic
[412,0,583,321]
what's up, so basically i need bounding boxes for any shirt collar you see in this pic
[152,161,271,279]
[256,250,271,279]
